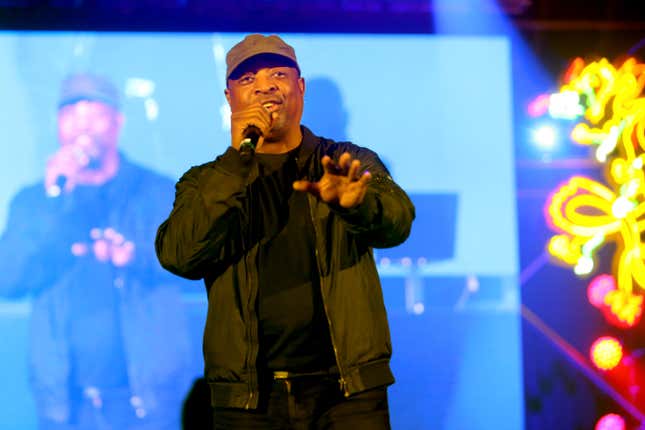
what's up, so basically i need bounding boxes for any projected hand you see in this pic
[45,144,90,196]
[293,152,371,208]
[70,227,135,267]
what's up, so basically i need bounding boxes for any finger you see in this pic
[93,239,111,262]
[230,106,273,148]
[233,104,273,121]
[112,241,135,267]
[321,156,335,174]
[293,180,320,197]
[232,106,272,131]
[234,120,271,143]
[339,153,352,172]
[44,167,58,191]
[347,159,362,181]
[355,172,371,201]
[352,185,369,208]
[90,228,103,240]
[70,242,89,257]
[44,153,65,190]
[340,178,369,208]
[359,170,372,185]
[103,227,117,240]
[292,180,307,191]
[104,228,125,246]
[323,156,348,176]
[63,176,76,193]
[246,110,272,133]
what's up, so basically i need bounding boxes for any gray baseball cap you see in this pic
[226,34,299,80]
[59,73,120,109]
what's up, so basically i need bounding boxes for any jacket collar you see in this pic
[296,125,320,170]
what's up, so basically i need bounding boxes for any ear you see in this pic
[298,77,305,96]
[224,88,231,105]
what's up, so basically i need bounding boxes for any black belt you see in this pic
[273,369,335,380]
[270,367,342,395]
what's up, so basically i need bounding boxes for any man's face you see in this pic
[225,56,305,141]
[57,100,123,166]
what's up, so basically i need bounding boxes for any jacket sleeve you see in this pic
[155,148,255,280]
[0,187,75,298]
[329,144,415,249]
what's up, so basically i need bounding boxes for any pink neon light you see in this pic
[588,274,617,308]
[527,93,550,117]
[595,413,625,430]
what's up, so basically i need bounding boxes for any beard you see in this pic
[264,111,299,143]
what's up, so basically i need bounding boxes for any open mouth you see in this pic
[262,101,282,112]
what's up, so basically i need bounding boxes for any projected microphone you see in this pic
[240,125,262,156]
[46,175,67,198]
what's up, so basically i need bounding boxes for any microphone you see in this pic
[46,175,67,198]
[240,125,262,155]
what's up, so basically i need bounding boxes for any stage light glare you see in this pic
[596,125,623,163]
[587,274,616,308]
[412,303,425,315]
[532,125,557,150]
[574,255,594,276]
[466,275,479,292]
[549,91,584,120]
[611,196,637,219]
[144,98,159,121]
[590,336,623,371]
[595,413,626,430]
[220,102,231,131]
[125,78,155,98]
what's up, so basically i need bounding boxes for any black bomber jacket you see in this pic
[155,126,415,409]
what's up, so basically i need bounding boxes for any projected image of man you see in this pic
[0,74,194,430]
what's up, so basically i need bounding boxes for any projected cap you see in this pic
[59,73,120,109]
[226,34,300,80]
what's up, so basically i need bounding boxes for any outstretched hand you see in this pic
[70,227,136,267]
[293,152,371,208]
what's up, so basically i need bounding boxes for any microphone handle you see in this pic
[46,175,67,197]
[240,125,262,155]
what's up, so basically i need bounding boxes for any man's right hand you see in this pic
[229,104,274,151]
[44,144,90,196]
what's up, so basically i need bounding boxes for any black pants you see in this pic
[213,374,390,430]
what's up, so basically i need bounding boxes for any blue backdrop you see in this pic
[0,32,522,429]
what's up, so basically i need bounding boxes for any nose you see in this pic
[76,115,91,131]
[72,103,93,132]
[253,73,277,95]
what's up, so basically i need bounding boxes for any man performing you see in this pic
[156,34,415,429]
[0,74,194,430]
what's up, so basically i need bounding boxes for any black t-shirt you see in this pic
[255,150,336,372]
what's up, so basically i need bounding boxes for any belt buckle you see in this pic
[273,371,291,380]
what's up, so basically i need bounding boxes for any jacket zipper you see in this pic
[305,191,350,397]
[244,163,260,409]
[245,266,259,408]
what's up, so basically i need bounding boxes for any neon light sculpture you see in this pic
[545,57,645,328]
